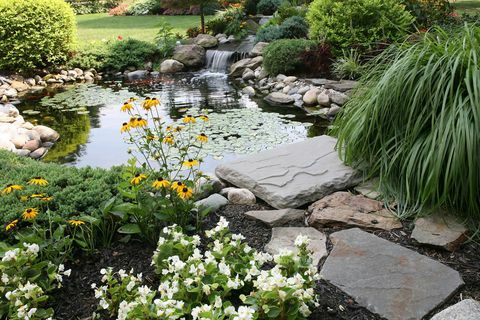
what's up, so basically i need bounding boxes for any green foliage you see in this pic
[0,0,76,72]
[263,39,316,75]
[67,0,121,15]
[333,25,480,225]
[307,0,414,54]
[126,0,163,15]
[0,150,121,227]
[257,0,283,15]
[244,0,257,15]
[186,26,202,38]
[255,25,284,42]
[155,22,177,59]
[67,41,110,70]
[256,15,309,42]
[206,6,247,38]
[103,38,159,72]
[276,1,308,22]
[332,49,365,80]
[403,0,453,28]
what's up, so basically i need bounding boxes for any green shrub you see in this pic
[0,0,76,72]
[67,41,110,70]
[104,38,159,72]
[263,39,316,75]
[206,6,247,38]
[333,25,480,224]
[67,0,121,15]
[126,0,162,15]
[403,0,452,28]
[255,25,284,42]
[0,150,121,227]
[276,1,307,21]
[244,0,257,15]
[332,49,364,80]
[257,0,282,15]
[307,0,414,54]
[256,15,308,42]
[155,22,177,59]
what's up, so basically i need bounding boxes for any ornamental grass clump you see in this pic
[333,25,480,223]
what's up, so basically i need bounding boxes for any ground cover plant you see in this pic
[333,24,480,225]
[263,39,317,75]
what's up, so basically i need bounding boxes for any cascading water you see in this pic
[206,50,235,72]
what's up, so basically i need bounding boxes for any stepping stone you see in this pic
[411,212,468,251]
[215,136,360,209]
[354,179,381,200]
[195,194,228,212]
[307,192,402,231]
[265,227,327,266]
[245,209,305,227]
[321,228,464,320]
[324,80,359,92]
[430,299,480,320]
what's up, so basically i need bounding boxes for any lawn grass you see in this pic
[76,14,207,48]
[451,0,480,14]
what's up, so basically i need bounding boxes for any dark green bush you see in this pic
[67,42,110,70]
[126,0,163,15]
[307,0,414,54]
[244,0,257,15]
[263,39,317,75]
[255,25,284,42]
[256,15,308,42]
[0,0,76,72]
[403,0,452,28]
[0,150,121,226]
[66,0,121,15]
[104,38,160,72]
[257,0,282,15]
[333,25,480,224]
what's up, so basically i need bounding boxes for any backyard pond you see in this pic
[18,71,327,172]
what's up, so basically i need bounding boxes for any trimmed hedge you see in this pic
[0,0,76,71]
[263,39,317,75]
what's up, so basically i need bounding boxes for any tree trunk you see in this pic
[200,3,205,34]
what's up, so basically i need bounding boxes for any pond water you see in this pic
[18,71,327,172]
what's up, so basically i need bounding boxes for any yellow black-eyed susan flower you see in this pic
[128,97,137,102]
[121,122,130,133]
[131,173,147,185]
[28,177,48,186]
[150,97,160,107]
[183,115,196,124]
[142,97,152,110]
[171,181,184,192]
[22,208,39,220]
[163,135,174,145]
[129,117,137,127]
[197,133,208,143]
[178,187,193,200]
[166,125,173,131]
[136,117,147,128]
[146,134,158,141]
[1,184,23,195]
[199,115,209,121]
[5,219,18,231]
[41,196,53,202]
[152,178,170,189]
[121,102,134,112]
[183,159,199,168]
[67,219,85,227]
[173,126,184,133]
[30,193,45,199]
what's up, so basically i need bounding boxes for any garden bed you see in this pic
[50,204,480,320]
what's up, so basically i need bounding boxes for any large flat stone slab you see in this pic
[245,208,304,227]
[265,227,327,266]
[321,228,464,320]
[215,136,360,209]
[430,299,480,320]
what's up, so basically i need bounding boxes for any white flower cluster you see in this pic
[92,220,320,320]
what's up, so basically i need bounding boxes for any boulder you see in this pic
[328,90,349,105]
[307,192,402,231]
[283,76,297,84]
[11,134,29,149]
[303,88,321,105]
[229,58,252,77]
[10,80,29,92]
[327,105,341,117]
[195,175,224,200]
[430,299,480,320]
[0,136,15,151]
[0,116,15,123]
[194,34,218,48]
[127,70,148,81]
[173,45,206,68]
[250,42,269,57]
[242,68,255,81]
[276,74,286,82]
[242,86,255,96]
[195,194,229,212]
[32,125,59,142]
[264,92,294,106]
[317,91,330,107]
[160,59,185,73]
[227,188,256,204]
[245,209,305,227]
[22,139,41,151]
[29,147,47,159]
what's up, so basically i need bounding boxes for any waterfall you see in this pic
[206,50,235,72]
[206,36,256,73]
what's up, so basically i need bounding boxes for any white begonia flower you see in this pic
[202,284,211,295]
[1,273,9,284]
[118,269,127,279]
[234,306,255,320]
[100,268,108,275]
[91,283,97,289]
[294,234,310,247]
[232,233,245,241]
[180,239,190,246]
[224,306,236,316]
[191,235,201,246]
[24,243,39,255]
[2,248,19,262]
[64,269,72,277]
[27,307,37,318]
[214,296,222,308]
[126,280,136,292]
[218,260,231,276]
[58,264,65,272]
[99,298,109,310]
[213,240,224,253]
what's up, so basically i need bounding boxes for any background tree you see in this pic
[161,0,218,33]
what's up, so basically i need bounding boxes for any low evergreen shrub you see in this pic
[263,39,316,75]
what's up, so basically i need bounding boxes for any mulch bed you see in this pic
[51,204,480,320]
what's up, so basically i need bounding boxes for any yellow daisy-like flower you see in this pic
[41,196,53,202]
[1,184,23,195]
[146,134,158,141]
[28,177,48,186]
[166,125,173,131]
[135,117,147,128]
[163,135,174,145]
[131,173,147,185]
[30,193,45,199]
[20,196,29,202]
[150,97,160,107]
[129,117,138,127]
[183,115,196,124]
[171,181,184,192]
[68,219,85,227]
[5,219,19,231]
[152,178,170,189]
[121,102,134,112]
[197,133,208,143]
[177,187,193,200]
[199,115,209,121]
[173,126,184,133]
[128,97,137,102]
[22,208,39,220]
[120,122,130,133]
[183,159,199,168]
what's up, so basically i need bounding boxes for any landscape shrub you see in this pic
[67,0,121,15]
[276,1,308,21]
[103,38,159,72]
[299,42,333,77]
[256,16,309,42]
[244,0,257,15]
[0,150,121,227]
[333,25,480,224]
[206,6,247,38]
[109,2,131,15]
[332,49,365,80]
[307,0,414,54]
[155,22,177,59]
[257,0,282,15]
[263,39,317,75]
[186,26,202,38]
[67,41,110,70]
[0,0,76,72]
[126,0,163,15]
[255,25,284,42]
[403,0,453,28]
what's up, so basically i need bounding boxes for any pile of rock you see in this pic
[231,42,358,119]
[0,104,59,159]
[0,68,100,100]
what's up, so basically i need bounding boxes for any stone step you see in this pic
[244,208,305,227]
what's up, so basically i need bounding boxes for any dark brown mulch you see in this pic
[50,204,480,320]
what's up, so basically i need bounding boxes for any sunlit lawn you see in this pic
[76,13,209,48]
